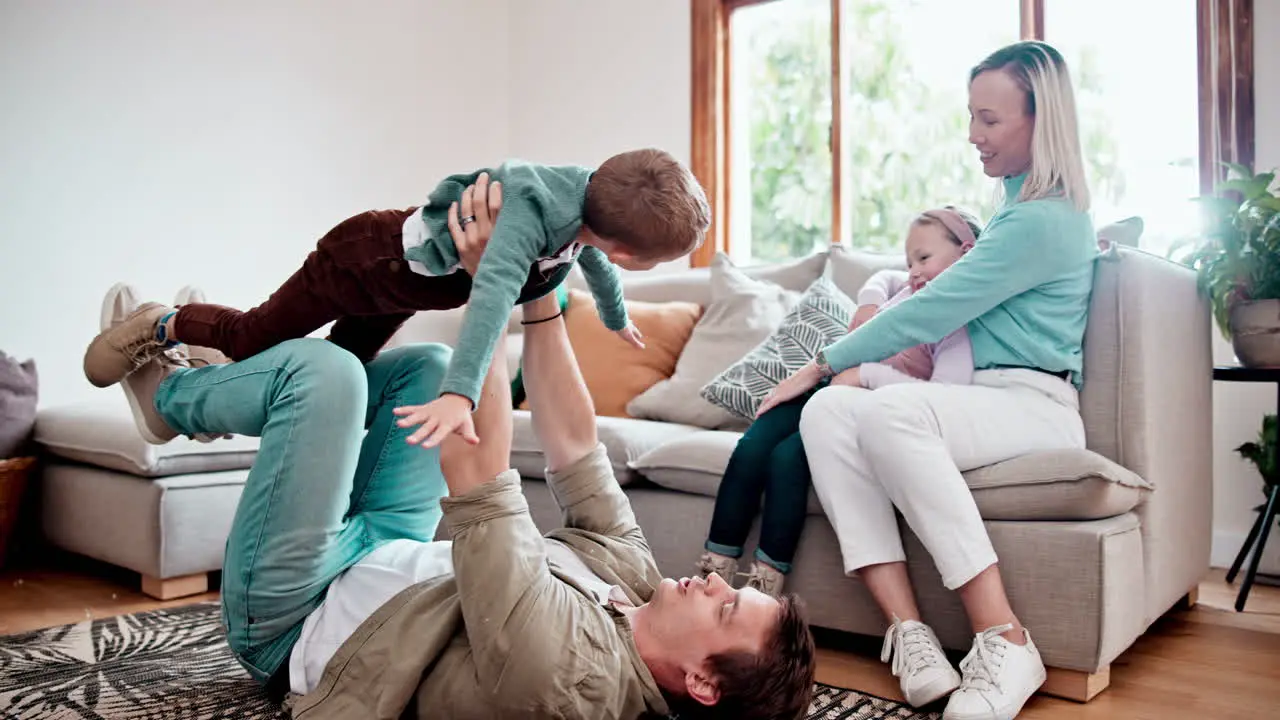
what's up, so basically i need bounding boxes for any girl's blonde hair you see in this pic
[970,41,1091,212]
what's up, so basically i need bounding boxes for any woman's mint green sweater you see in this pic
[824,174,1098,387]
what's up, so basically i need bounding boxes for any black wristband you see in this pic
[520,310,563,325]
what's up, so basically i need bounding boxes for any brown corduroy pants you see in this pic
[174,208,568,364]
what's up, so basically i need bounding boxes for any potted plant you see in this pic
[1237,413,1278,493]
[1179,164,1280,367]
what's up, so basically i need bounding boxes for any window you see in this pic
[1045,1,1201,254]
[691,0,1253,265]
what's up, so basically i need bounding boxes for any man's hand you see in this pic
[848,304,878,332]
[394,393,478,448]
[830,365,863,388]
[615,323,645,350]
[449,172,503,276]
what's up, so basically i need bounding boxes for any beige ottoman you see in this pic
[34,401,257,599]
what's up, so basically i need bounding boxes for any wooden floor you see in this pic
[2,553,1278,718]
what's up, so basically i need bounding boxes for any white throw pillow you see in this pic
[625,253,803,430]
[700,276,855,421]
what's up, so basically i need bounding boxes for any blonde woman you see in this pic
[757,41,1096,720]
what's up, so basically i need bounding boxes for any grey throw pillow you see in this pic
[0,352,38,458]
[700,277,855,421]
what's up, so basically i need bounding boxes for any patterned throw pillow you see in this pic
[700,276,855,421]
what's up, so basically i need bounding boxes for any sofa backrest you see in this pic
[1078,246,1212,476]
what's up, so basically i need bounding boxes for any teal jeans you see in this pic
[154,338,452,682]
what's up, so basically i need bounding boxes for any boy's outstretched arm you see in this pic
[395,177,539,448]
[577,247,644,350]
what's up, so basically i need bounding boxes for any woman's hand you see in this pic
[755,362,825,417]
[448,172,503,276]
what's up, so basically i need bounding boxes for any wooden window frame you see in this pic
[690,0,1254,267]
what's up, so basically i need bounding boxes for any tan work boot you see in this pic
[83,283,175,388]
[741,560,787,598]
[695,551,740,583]
[84,284,180,443]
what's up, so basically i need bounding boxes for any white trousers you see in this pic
[798,369,1086,590]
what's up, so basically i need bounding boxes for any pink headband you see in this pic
[921,209,977,252]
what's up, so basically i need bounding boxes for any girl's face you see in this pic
[968,68,1034,178]
[905,222,966,292]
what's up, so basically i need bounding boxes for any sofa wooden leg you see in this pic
[141,572,209,600]
[1041,665,1111,702]
[1176,585,1200,610]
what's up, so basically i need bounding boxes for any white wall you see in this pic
[0,0,511,408]
[507,0,690,172]
[1208,0,1280,575]
[507,0,692,275]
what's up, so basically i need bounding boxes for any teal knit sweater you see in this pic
[823,173,1097,387]
[403,160,628,406]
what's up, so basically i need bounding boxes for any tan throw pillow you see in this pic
[544,290,703,418]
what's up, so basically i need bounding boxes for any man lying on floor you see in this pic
[282,285,815,720]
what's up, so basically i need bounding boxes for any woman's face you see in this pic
[968,68,1034,178]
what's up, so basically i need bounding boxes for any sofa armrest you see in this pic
[1080,246,1213,623]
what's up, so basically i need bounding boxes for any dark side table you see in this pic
[1215,365,1280,611]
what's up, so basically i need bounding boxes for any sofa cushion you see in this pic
[626,253,806,430]
[961,449,1152,520]
[627,430,826,514]
[36,402,260,478]
[629,434,1152,521]
[827,243,905,299]
[510,410,703,485]
[701,276,855,421]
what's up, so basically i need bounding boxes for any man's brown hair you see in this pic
[584,148,710,260]
[698,593,817,720]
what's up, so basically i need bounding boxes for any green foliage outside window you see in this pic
[740,0,1124,261]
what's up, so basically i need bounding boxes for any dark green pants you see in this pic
[704,391,815,573]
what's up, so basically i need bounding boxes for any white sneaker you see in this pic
[881,617,961,707]
[943,624,1046,720]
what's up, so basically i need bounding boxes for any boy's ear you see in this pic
[608,246,636,262]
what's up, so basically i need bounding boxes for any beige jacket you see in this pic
[285,445,671,720]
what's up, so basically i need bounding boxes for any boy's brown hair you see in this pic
[584,148,711,260]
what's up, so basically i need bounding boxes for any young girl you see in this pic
[696,206,982,597]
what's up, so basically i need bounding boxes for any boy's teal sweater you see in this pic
[404,160,628,406]
[824,174,1097,387]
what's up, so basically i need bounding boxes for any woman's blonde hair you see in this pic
[970,41,1090,212]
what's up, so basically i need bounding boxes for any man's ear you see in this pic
[685,665,721,707]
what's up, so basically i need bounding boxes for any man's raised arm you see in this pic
[520,292,644,541]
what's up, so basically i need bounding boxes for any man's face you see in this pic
[641,573,779,675]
